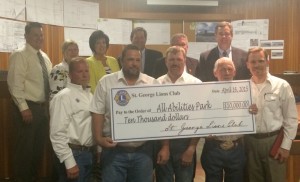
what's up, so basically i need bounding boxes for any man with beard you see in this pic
[90,44,158,182]
[155,46,201,182]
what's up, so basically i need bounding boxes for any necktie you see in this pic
[37,51,50,100]
[222,51,228,57]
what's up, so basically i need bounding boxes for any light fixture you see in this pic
[147,0,218,6]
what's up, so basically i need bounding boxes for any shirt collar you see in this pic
[165,71,188,83]
[25,43,41,54]
[67,82,91,92]
[251,73,272,86]
[217,46,232,56]
[117,70,149,85]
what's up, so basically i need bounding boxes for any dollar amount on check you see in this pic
[110,80,256,142]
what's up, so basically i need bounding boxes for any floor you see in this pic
[194,138,206,182]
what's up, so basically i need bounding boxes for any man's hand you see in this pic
[21,109,33,123]
[274,148,290,163]
[248,104,258,114]
[181,148,194,166]
[157,146,170,165]
[67,165,79,179]
[98,136,117,148]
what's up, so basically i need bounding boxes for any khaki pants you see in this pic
[245,134,286,182]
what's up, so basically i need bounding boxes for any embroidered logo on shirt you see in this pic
[114,90,131,106]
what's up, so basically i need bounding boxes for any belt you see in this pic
[26,100,46,107]
[116,144,145,153]
[68,143,93,152]
[250,130,280,139]
[206,138,242,150]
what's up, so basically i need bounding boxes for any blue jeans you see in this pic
[201,139,246,182]
[55,150,93,182]
[101,142,153,182]
[156,138,196,182]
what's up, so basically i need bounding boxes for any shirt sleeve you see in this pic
[49,66,68,100]
[280,83,298,150]
[90,78,107,114]
[7,52,29,111]
[50,93,76,169]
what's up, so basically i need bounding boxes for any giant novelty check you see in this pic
[110,80,256,142]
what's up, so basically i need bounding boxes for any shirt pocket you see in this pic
[264,93,280,112]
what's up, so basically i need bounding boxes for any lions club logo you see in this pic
[114,90,131,106]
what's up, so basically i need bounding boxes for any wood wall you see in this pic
[0,0,300,181]
[0,0,299,74]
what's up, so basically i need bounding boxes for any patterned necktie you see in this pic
[222,51,228,57]
[37,51,50,100]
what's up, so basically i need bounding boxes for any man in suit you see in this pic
[195,21,251,82]
[128,27,163,77]
[153,33,198,78]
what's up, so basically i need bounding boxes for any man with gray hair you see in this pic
[200,57,253,182]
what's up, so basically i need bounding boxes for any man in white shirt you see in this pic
[245,47,298,182]
[155,46,201,182]
[7,22,52,182]
[201,57,248,182]
[90,44,158,182]
[50,57,94,182]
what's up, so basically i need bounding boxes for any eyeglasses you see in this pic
[217,33,232,37]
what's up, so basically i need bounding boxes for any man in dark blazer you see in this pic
[122,27,163,77]
[196,21,251,82]
[153,33,198,78]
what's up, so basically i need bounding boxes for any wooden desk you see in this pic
[273,73,300,97]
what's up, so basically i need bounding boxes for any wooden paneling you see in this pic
[1,0,299,73]
[99,0,300,74]
[1,0,300,180]
[0,80,54,179]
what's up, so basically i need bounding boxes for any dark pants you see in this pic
[12,101,48,182]
[155,138,197,182]
[201,139,246,182]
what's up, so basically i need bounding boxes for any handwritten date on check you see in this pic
[110,80,256,142]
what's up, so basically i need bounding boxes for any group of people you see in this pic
[6,21,298,182]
